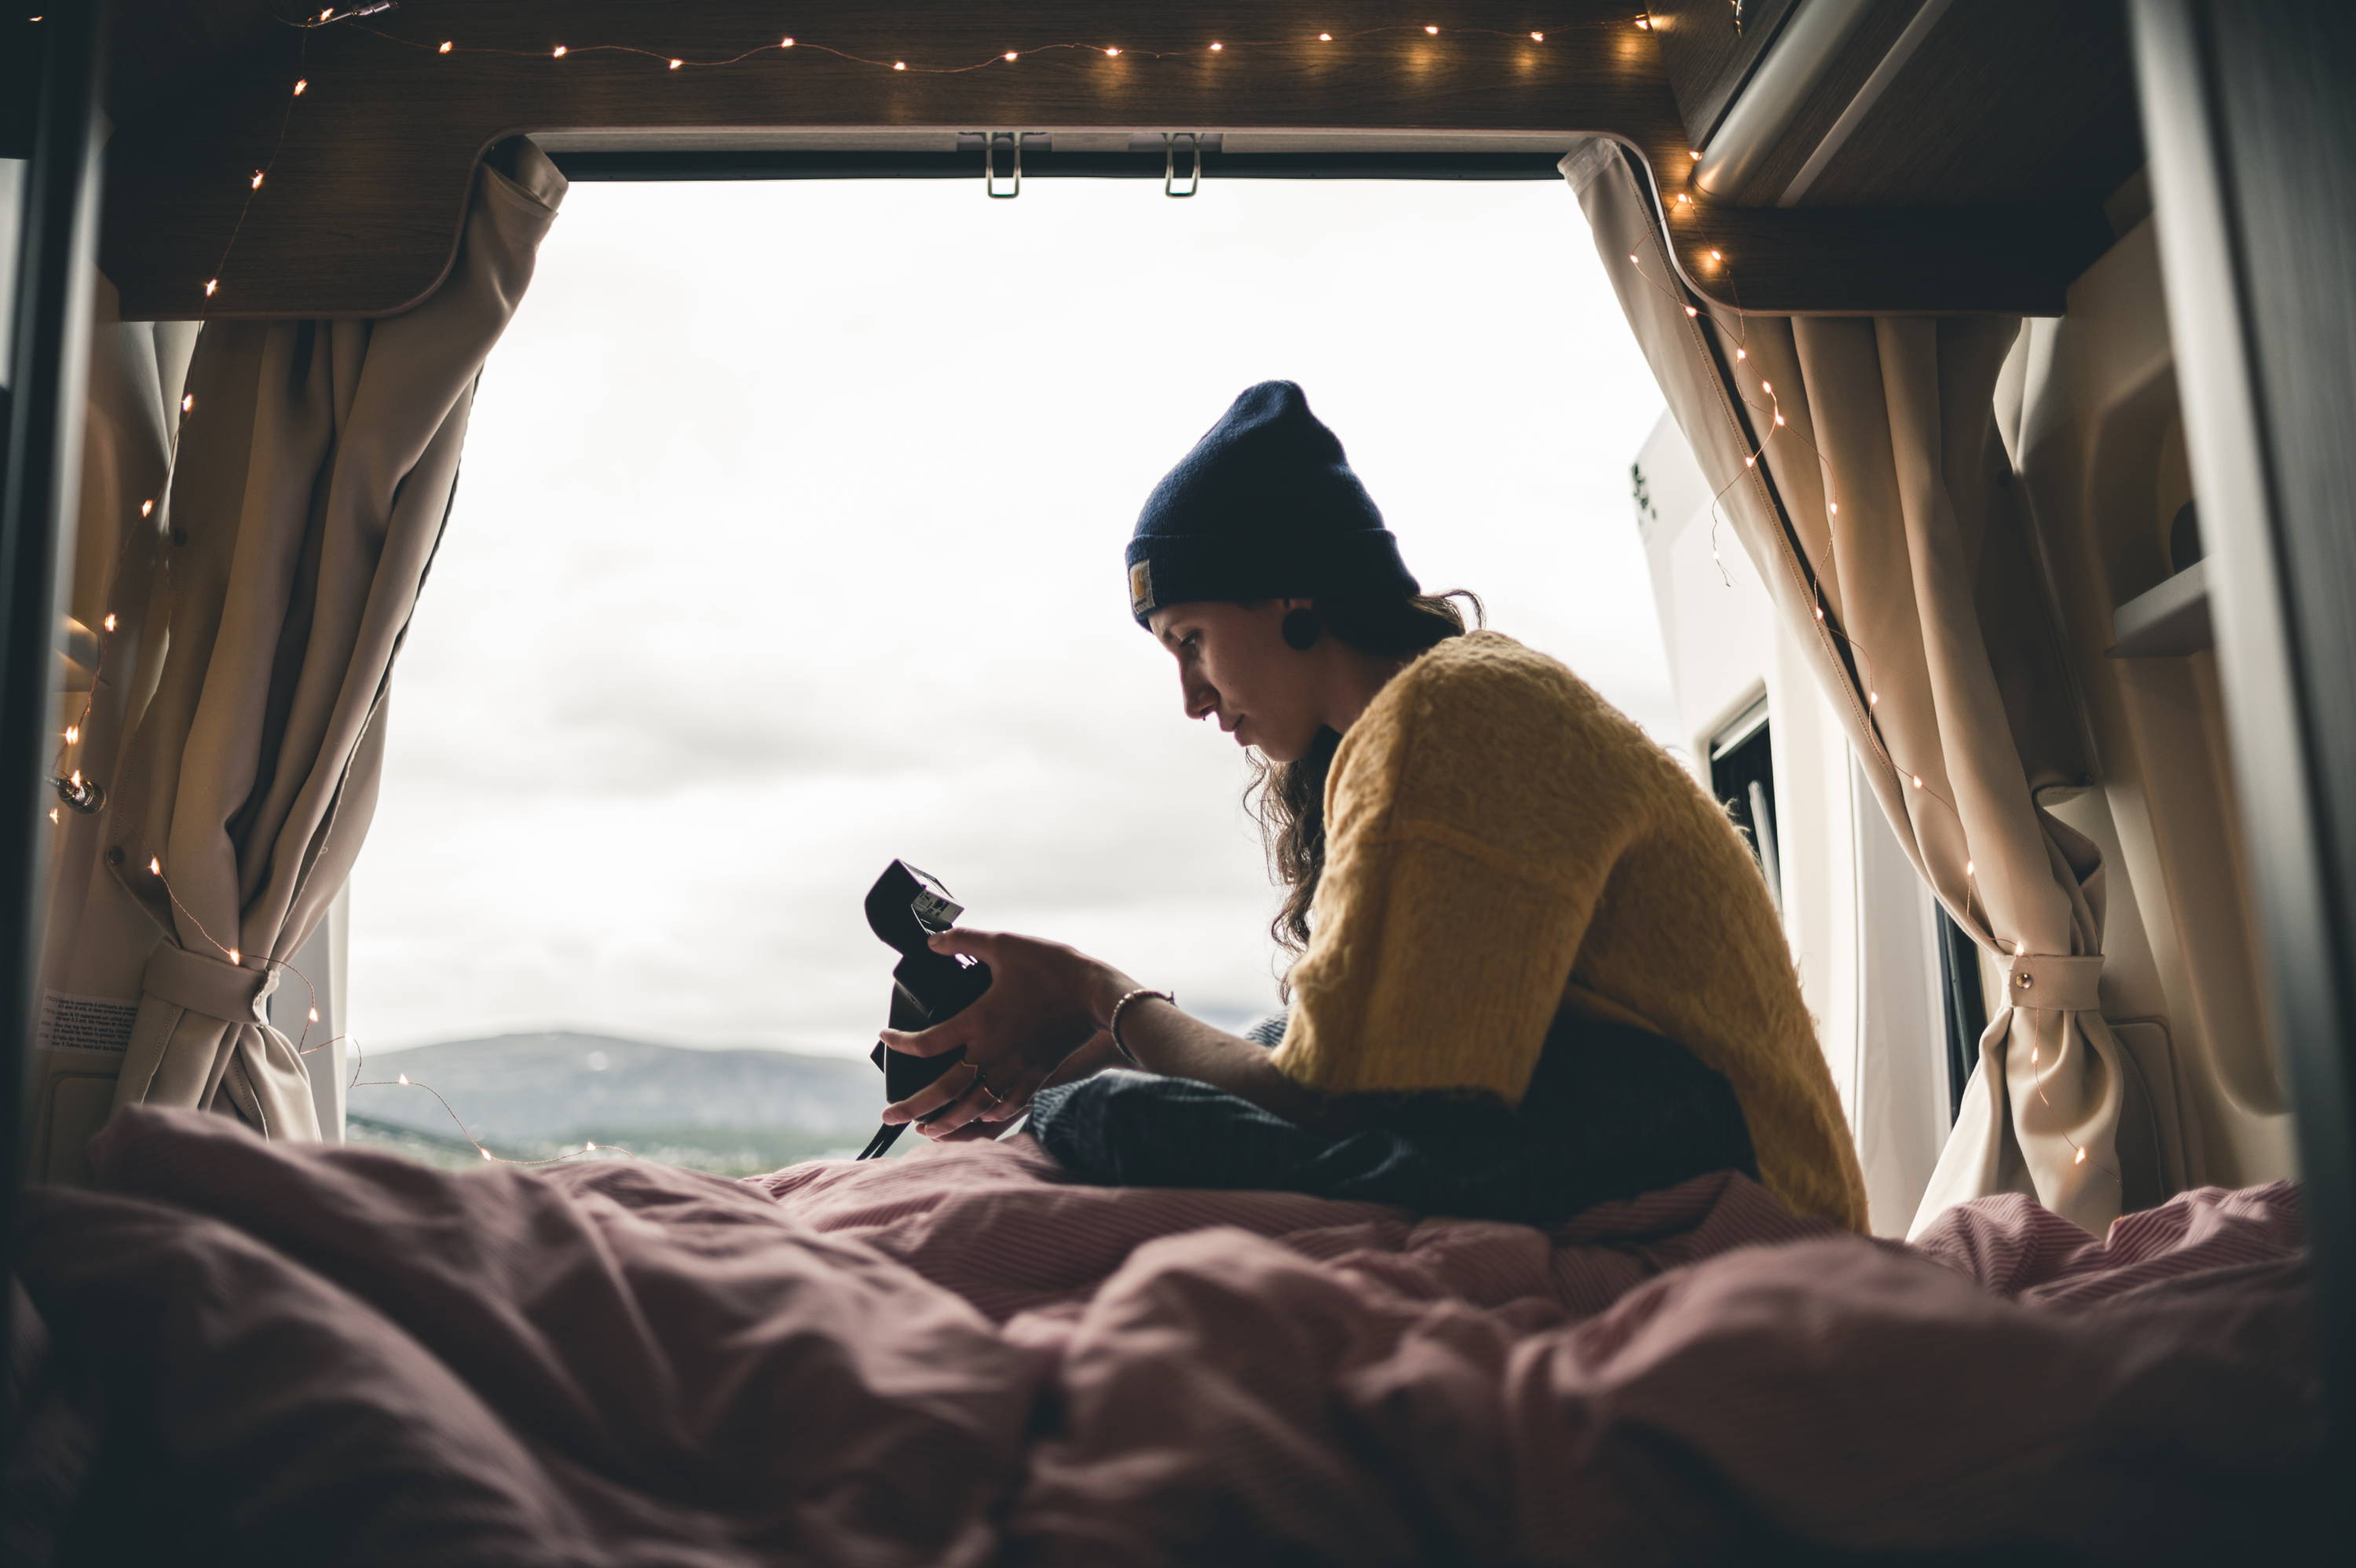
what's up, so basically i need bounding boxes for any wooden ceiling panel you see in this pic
[94,1,2122,320]
[1794,0,2142,207]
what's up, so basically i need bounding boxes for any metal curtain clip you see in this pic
[986,130,1021,198]
[969,131,1048,198]
[1164,132,1203,198]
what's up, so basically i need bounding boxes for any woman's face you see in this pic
[1147,600,1325,763]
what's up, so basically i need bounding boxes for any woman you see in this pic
[881,382,1868,1231]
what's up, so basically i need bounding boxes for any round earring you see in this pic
[1281,607,1322,650]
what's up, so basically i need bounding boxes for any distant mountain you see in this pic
[349,1030,880,1146]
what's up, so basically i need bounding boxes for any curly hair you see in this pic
[1243,590,1483,982]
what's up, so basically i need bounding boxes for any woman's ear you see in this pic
[1280,601,1324,652]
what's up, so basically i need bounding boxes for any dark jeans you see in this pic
[1029,1011,1758,1226]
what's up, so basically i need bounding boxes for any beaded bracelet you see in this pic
[1106,987,1175,1066]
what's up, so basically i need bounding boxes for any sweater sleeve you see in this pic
[1268,646,1654,1106]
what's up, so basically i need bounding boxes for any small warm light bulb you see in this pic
[1425,24,1440,35]
[1869,690,1880,705]
[1629,253,1640,264]
[1531,31,1546,41]
[1103,47,1119,57]
[318,8,331,19]
[204,279,218,297]
[1814,607,1826,621]
[438,40,452,53]
[149,856,161,875]
[1675,193,1692,206]
[1636,15,1652,29]
[587,1141,598,1151]
[1828,502,1839,514]
[781,37,795,47]
[1743,455,1756,467]
[1209,42,1223,51]
[668,58,682,69]
[481,1148,494,1160]
[227,948,241,965]
[397,1073,410,1084]
[2014,941,2028,956]
[309,1007,320,1022]
[553,46,568,58]
[1708,249,1721,261]
[293,78,307,94]
[1912,775,1925,789]
[1762,380,1772,393]
[1684,305,1698,317]
[2074,1148,2087,1165]
[2032,1047,2040,1064]
[182,393,195,413]
[1774,412,1786,426]
[251,170,265,189]
[140,499,154,517]
[103,614,117,631]
[49,808,60,824]
[1688,149,1702,161]
[1319,32,1333,42]
[68,769,81,788]
[894,59,907,68]
[64,726,79,744]
[1966,860,1976,876]
[1004,51,1017,60]
[1736,348,1747,360]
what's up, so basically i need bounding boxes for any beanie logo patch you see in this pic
[1129,560,1155,617]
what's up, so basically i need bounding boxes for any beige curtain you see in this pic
[1563,141,2146,1235]
[33,141,564,1167]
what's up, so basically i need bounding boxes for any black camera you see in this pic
[855,861,992,1158]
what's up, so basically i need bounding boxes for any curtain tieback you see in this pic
[141,942,279,1025]
[2002,953,2103,1012]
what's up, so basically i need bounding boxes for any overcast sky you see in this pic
[349,174,1671,1058]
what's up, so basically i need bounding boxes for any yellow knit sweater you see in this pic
[1269,632,1868,1231]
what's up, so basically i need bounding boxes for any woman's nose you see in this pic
[1182,673,1218,722]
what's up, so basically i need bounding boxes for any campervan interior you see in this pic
[3,2,2350,1559]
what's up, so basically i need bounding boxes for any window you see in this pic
[1710,695,1781,913]
[342,175,1675,1168]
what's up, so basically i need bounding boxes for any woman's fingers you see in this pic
[884,1058,982,1125]
[877,1018,969,1059]
[925,927,1002,963]
[979,1067,1046,1121]
[931,1118,1006,1143]
[915,1066,1005,1139]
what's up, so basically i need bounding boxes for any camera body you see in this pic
[858,861,991,1156]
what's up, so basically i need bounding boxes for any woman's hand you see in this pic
[878,928,1136,1140]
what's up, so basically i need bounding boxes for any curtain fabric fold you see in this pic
[1562,142,2141,1235]
[43,141,565,1145]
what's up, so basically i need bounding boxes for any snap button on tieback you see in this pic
[2003,953,2102,1011]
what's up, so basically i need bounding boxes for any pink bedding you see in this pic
[10,1106,2321,1566]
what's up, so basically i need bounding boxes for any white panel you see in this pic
[1847,757,1952,1234]
[271,886,349,1140]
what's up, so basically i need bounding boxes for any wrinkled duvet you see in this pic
[6,1106,2322,1566]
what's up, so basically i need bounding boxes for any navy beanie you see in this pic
[1125,381,1420,626]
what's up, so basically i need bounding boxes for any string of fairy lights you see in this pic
[39,3,2114,1185]
[1621,234,2115,1182]
[193,6,1592,302]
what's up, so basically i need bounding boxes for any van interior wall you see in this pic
[2004,210,2298,1191]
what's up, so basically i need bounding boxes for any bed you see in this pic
[6,1106,2322,1566]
